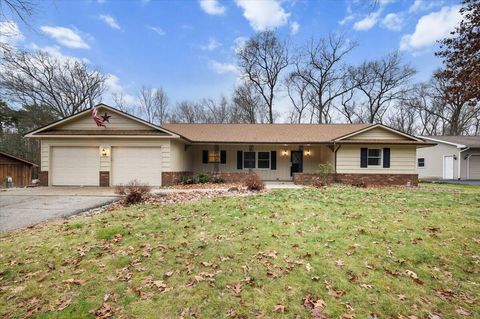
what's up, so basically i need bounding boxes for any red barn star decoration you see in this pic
[101,112,111,123]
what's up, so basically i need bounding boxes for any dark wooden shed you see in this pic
[0,151,38,188]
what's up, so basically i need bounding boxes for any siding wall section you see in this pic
[190,144,334,181]
[55,109,163,131]
[348,127,408,140]
[336,145,416,174]
[416,143,459,179]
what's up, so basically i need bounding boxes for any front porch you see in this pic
[185,143,334,182]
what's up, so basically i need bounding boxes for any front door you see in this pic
[443,155,454,179]
[291,151,303,176]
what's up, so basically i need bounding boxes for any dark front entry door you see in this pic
[291,151,303,176]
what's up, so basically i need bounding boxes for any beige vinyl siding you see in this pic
[40,138,171,174]
[55,108,165,132]
[170,140,192,171]
[346,127,410,140]
[336,145,416,174]
[416,143,459,179]
[190,144,334,180]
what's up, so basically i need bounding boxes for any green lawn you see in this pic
[1,185,479,318]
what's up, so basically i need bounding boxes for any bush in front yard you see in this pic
[114,180,152,205]
[243,173,264,191]
[315,162,334,186]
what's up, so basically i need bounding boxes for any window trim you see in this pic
[257,151,270,169]
[367,148,382,167]
[417,157,425,168]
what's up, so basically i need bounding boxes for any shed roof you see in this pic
[0,151,38,166]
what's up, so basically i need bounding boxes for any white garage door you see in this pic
[469,155,480,179]
[51,147,99,186]
[111,147,162,186]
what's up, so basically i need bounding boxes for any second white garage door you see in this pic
[111,147,162,186]
[469,155,480,179]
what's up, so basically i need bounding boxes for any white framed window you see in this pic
[244,151,255,169]
[257,152,270,169]
[367,149,382,166]
[417,158,425,168]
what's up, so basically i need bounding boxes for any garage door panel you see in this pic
[469,155,480,179]
[111,147,162,186]
[51,147,99,186]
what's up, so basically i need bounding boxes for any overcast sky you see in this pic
[0,0,462,117]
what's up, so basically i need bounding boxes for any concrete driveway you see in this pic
[0,187,119,233]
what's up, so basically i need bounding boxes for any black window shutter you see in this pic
[220,150,226,164]
[270,151,277,170]
[237,151,243,169]
[202,150,208,164]
[383,148,391,168]
[360,148,368,168]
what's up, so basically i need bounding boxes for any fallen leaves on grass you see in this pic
[303,294,327,318]
[91,303,115,319]
[325,281,345,298]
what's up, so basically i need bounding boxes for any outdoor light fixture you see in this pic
[100,147,110,157]
[304,149,311,156]
[281,149,289,157]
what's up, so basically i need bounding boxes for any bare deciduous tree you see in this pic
[169,100,206,123]
[237,30,288,123]
[285,73,312,123]
[232,82,266,123]
[137,85,169,124]
[292,33,357,123]
[422,72,480,135]
[353,52,416,123]
[0,49,106,117]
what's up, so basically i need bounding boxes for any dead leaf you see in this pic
[455,308,471,316]
[233,282,242,295]
[325,280,345,298]
[274,304,286,313]
[91,303,114,319]
[57,295,72,311]
[63,278,85,286]
[164,269,174,278]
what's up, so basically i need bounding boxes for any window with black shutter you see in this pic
[220,150,226,164]
[202,150,208,164]
[360,148,368,168]
[383,148,390,168]
[237,151,243,169]
[270,151,277,170]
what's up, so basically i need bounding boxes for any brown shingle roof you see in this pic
[422,136,480,148]
[161,123,372,143]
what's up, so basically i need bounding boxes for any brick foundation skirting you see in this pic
[99,171,110,187]
[38,171,48,186]
[293,173,418,186]
[162,171,194,186]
